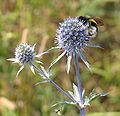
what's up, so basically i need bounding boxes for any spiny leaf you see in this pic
[47,46,60,52]
[51,101,75,108]
[79,51,92,72]
[66,55,72,74]
[49,51,66,69]
[83,89,108,106]
[34,80,48,86]
[85,43,103,49]
[73,83,80,102]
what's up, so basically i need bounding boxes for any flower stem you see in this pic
[74,53,86,116]
[49,80,76,103]
[31,63,76,104]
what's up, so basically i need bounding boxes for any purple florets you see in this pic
[56,17,97,55]
[15,43,36,65]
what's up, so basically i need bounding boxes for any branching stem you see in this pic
[31,63,77,104]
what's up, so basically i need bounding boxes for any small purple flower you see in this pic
[7,43,47,77]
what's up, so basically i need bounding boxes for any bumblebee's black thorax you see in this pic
[78,16,98,29]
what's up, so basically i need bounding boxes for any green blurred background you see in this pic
[0,0,120,116]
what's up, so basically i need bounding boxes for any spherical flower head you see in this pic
[50,17,100,73]
[56,17,97,55]
[15,43,36,65]
[7,43,48,77]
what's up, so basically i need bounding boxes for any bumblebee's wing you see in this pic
[93,17,104,26]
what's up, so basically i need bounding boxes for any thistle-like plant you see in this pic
[7,43,76,109]
[8,16,107,116]
[48,16,105,116]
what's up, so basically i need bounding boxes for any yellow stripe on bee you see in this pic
[88,19,97,25]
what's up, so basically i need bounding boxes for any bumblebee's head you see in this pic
[78,16,104,38]
[78,16,98,29]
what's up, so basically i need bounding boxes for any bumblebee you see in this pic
[78,16,104,38]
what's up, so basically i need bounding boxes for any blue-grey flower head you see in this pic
[15,43,36,65]
[49,17,101,73]
[56,17,97,55]
[7,43,47,77]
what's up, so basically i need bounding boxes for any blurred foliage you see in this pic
[0,0,120,115]
[88,112,120,116]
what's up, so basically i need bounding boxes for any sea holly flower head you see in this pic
[49,16,101,73]
[56,17,96,55]
[7,43,47,77]
[15,43,36,65]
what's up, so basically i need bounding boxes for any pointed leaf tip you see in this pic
[7,58,17,62]
[79,51,92,72]
[34,80,48,86]
[30,64,35,75]
[35,51,48,58]
[16,65,24,78]
[32,44,36,50]
[66,55,72,74]
[49,51,66,69]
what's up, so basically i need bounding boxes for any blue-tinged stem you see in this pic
[74,53,85,116]
[32,63,76,104]
[49,80,76,102]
